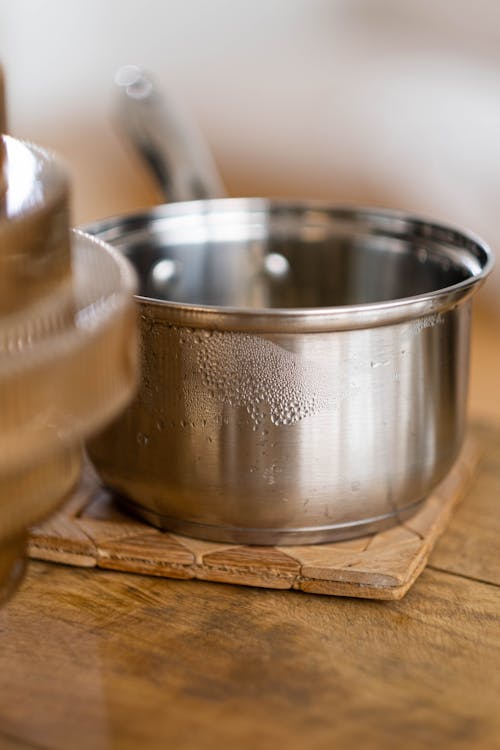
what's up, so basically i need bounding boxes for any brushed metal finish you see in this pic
[87,200,493,544]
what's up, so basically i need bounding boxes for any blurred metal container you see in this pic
[87,199,493,544]
[0,229,138,603]
[0,135,72,319]
[0,75,139,602]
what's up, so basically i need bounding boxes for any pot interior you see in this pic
[91,201,489,310]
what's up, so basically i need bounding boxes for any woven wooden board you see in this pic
[28,436,479,600]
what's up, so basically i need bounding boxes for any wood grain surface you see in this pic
[429,422,500,586]
[0,420,498,749]
[0,563,498,750]
[27,436,479,601]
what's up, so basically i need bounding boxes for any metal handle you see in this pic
[114,65,226,203]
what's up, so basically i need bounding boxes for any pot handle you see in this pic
[114,65,226,203]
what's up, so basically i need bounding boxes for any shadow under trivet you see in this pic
[28,435,480,600]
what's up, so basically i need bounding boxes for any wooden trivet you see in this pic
[28,436,479,600]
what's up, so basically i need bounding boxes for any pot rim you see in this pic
[86,198,494,333]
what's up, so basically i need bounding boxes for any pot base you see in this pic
[117,495,426,546]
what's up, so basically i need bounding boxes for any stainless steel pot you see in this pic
[86,199,492,544]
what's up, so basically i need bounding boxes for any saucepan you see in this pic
[86,68,493,545]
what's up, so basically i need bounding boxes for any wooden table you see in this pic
[0,306,499,750]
